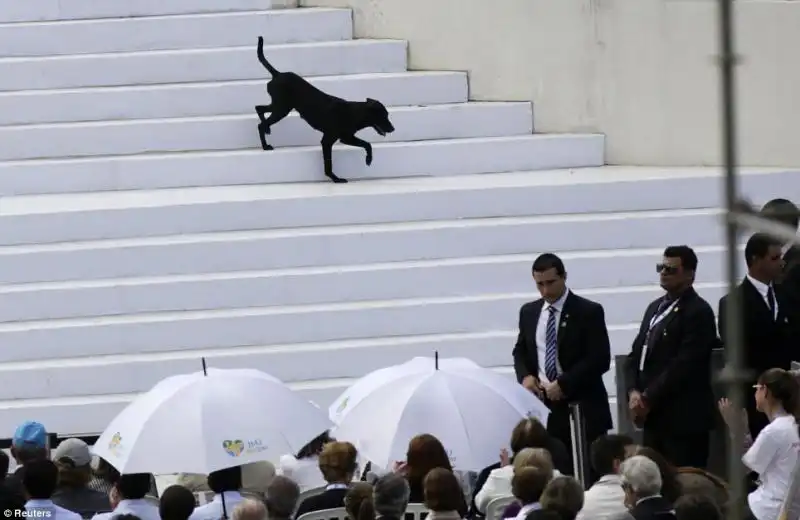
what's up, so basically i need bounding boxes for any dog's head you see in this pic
[365,98,395,137]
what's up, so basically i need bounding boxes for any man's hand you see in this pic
[628,390,643,410]
[522,375,543,397]
[544,380,564,401]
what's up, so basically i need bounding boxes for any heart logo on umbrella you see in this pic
[222,440,245,457]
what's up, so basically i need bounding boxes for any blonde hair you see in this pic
[513,447,554,475]
[318,441,358,483]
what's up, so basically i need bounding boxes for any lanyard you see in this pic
[647,299,679,333]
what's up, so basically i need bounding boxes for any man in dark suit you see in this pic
[625,245,717,469]
[513,253,613,475]
[761,199,800,340]
[718,232,792,438]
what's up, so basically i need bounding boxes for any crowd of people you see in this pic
[1,198,798,520]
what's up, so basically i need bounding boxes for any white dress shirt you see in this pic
[277,454,326,493]
[474,465,562,513]
[575,474,628,520]
[747,274,778,320]
[91,499,161,520]
[189,491,245,520]
[535,289,570,383]
[26,499,82,520]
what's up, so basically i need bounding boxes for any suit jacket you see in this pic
[513,291,613,433]
[625,496,675,520]
[294,487,348,519]
[718,277,793,380]
[625,287,717,433]
[779,246,800,340]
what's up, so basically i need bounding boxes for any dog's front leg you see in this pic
[254,104,272,123]
[321,135,347,183]
[339,136,373,166]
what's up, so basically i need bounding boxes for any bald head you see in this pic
[232,498,268,520]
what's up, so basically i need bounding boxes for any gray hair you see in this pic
[373,473,410,518]
[620,455,662,498]
[232,499,268,520]
[265,476,300,520]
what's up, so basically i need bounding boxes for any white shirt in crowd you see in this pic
[514,502,541,520]
[574,474,628,520]
[535,289,570,383]
[189,491,245,520]
[25,499,82,520]
[742,414,800,520]
[474,465,562,513]
[91,498,161,520]
[746,274,779,320]
[277,454,326,493]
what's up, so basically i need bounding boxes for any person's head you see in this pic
[344,482,373,520]
[539,476,584,520]
[620,455,662,506]
[95,457,120,482]
[114,473,153,500]
[761,198,800,233]
[532,254,567,303]
[633,447,681,503]
[21,459,59,500]
[423,468,463,512]
[406,434,452,483]
[745,233,785,282]
[52,438,93,489]
[232,498,268,520]
[265,475,300,520]
[0,450,9,483]
[659,246,698,293]
[296,431,332,459]
[207,465,242,494]
[159,485,197,520]
[11,421,48,465]
[509,417,550,455]
[755,367,800,417]
[511,465,552,505]
[590,434,635,477]
[318,441,358,484]
[368,473,410,520]
[674,494,723,520]
[512,448,554,476]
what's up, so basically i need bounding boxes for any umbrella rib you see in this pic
[438,378,474,470]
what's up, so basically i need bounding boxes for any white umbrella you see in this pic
[331,355,550,471]
[93,366,332,475]
[329,356,480,424]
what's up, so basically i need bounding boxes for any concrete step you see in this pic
[0,248,740,323]
[0,210,723,284]
[0,9,352,58]
[0,72,468,126]
[0,0,275,24]
[0,167,792,245]
[0,330,627,405]
[0,283,725,365]
[0,40,408,91]
[0,135,605,195]
[0,103,533,161]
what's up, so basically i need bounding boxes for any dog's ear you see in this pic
[366,98,378,104]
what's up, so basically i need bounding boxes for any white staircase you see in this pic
[3,2,790,438]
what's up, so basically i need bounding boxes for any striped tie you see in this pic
[545,306,558,381]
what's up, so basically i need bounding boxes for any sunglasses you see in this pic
[656,263,680,275]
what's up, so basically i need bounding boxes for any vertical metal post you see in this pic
[569,403,591,488]
[716,1,747,519]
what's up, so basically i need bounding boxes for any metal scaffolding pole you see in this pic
[716,1,748,519]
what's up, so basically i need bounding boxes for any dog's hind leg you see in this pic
[321,134,347,183]
[256,106,291,151]
[339,135,373,166]
[255,104,272,123]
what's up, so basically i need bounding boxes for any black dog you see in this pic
[254,36,395,183]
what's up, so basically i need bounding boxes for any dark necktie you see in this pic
[767,286,776,320]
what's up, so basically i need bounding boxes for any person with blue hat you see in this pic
[3,421,50,501]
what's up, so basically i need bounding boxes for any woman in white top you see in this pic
[719,368,800,520]
[475,448,561,514]
[277,431,331,493]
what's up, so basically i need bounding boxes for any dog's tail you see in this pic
[256,36,280,76]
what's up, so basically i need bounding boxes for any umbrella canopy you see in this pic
[331,356,549,471]
[93,367,332,474]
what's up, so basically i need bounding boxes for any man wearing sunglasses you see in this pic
[624,245,718,469]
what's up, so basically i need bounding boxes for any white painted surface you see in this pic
[0,0,274,23]
[0,210,721,285]
[0,135,605,195]
[0,9,351,57]
[0,40,408,91]
[0,168,793,245]
[300,0,800,167]
[0,72,469,125]
[0,103,533,161]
